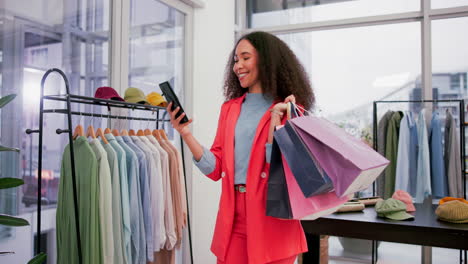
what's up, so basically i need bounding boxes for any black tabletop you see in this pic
[301,203,468,250]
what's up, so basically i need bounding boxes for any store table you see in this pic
[301,203,468,264]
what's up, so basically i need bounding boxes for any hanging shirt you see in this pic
[384,111,404,199]
[104,134,132,264]
[429,112,448,198]
[129,135,165,252]
[165,140,188,228]
[445,110,463,197]
[395,112,418,195]
[415,109,432,203]
[57,136,102,264]
[113,135,146,264]
[376,110,394,197]
[121,136,154,261]
[159,139,184,248]
[146,135,176,250]
[89,139,114,264]
[101,142,126,264]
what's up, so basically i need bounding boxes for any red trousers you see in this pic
[217,188,297,264]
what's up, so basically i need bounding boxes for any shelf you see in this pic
[43,94,166,112]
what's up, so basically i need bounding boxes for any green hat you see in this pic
[375,198,415,221]
[124,87,148,104]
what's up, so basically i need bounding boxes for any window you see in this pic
[129,0,186,139]
[432,0,468,9]
[278,22,421,141]
[248,0,419,28]
[432,17,468,98]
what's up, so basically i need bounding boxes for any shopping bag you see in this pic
[283,155,349,219]
[265,138,293,219]
[290,113,389,197]
[274,106,334,197]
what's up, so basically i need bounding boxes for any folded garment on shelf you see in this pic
[336,202,365,213]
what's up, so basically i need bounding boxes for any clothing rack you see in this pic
[372,99,467,264]
[25,68,193,264]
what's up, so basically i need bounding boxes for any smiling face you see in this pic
[233,39,261,92]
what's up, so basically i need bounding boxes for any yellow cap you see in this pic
[146,92,167,107]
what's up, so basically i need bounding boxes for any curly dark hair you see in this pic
[223,31,315,109]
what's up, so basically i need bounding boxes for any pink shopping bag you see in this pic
[290,116,389,197]
[282,155,349,219]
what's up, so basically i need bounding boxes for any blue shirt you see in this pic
[430,112,447,198]
[121,136,154,261]
[194,93,273,184]
[113,135,146,264]
[104,135,131,264]
[395,111,418,195]
[415,110,432,203]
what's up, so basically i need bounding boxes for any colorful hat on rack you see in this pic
[436,200,468,223]
[94,86,125,101]
[146,92,167,107]
[124,87,148,104]
[392,190,416,212]
[375,198,414,221]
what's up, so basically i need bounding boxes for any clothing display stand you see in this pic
[372,99,467,264]
[25,68,193,264]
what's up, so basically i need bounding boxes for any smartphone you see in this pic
[159,81,189,124]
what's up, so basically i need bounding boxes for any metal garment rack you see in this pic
[372,99,467,264]
[25,68,193,264]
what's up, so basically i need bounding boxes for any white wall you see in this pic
[191,0,235,263]
[0,208,56,264]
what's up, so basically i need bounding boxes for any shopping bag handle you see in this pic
[293,103,313,116]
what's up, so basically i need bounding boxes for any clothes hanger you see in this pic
[112,129,120,136]
[86,113,96,139]
[73,124,84,139]
[129,129,136,136]
[96,112,109,144]
[73,112,84,139]
[137,129,145,136]
[159,129,169,140]
[104,127,111,134]
[86,125,96,139]
[152,129,162,141]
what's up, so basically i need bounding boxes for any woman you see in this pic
[167,31,315,264]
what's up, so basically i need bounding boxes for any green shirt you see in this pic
[90,139,115,264]
[56,136,102,264]
[384,111,403,199]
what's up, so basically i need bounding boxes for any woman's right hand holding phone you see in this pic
[167,102,193,137]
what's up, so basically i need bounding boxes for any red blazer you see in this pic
[206,94,307,263]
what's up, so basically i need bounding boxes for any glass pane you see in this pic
[432,17,468,188]
[129,0,185,140]
[432,0,468,9]
[0,0,109,261]
[250,0,420,28]
[278,22,421,138]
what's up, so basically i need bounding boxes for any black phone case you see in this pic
[159,81,189,124]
